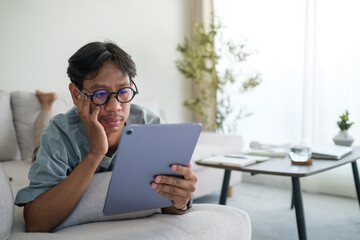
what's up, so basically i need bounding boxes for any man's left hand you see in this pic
[151,163,197,212]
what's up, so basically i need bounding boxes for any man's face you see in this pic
[81,61,131,136]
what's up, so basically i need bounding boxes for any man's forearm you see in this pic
[24,153,103,232]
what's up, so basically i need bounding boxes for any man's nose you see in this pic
[105,95,122,111]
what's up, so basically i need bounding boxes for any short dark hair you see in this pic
[67,41,136,89]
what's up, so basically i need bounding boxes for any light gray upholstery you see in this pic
[10,91,73,161]
[0,90,21,161]
[9,204,251,240]
[0,163,14,240]
[54,172,158,232]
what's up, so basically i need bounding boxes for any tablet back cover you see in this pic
[103,123,202,215]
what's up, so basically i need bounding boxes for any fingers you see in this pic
[77,95,99,123]
[151,182,192,199]
[171,165,197,181]
[77,95,90,118]
[153,165,197,189]
[152,164,197,209]
[153,175,193,192]
[91,106,100,121]
[151,181,192,209]
[82,95,90,116]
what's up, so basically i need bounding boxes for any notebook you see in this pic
[199,154,270,168]
[311,144,352,160]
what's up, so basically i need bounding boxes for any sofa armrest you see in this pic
[191,132,243,163]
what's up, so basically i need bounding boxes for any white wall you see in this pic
[0,0,192,123]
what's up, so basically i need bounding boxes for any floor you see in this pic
[194,182,360,240]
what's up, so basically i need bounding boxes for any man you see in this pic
[15,41,197,232]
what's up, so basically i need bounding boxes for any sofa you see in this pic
[0,90,251,239]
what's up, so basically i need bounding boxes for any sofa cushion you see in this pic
[191,132,243,172]
[10,91,42,161]
[0,91,21,161]
[132,97,165,122]
[0,163,14,240]
[1,161,32,196]
[54,172,157,231]
[10,91,73,161]
[10,204,251,240]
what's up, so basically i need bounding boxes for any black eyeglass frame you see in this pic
[75,80,139,106]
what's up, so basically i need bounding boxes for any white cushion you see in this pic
[132,97,166,122]
[10,92,41,161]
[11,204,251,240]
[54,172,157,231]
[191,132,243,172]
[0,90,21,161]
[1,161,32,196]
[10,91,73,161]
[0,163,14,240]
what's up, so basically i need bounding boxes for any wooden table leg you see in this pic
[227,186,233,198]
[292,177,307,240]
[351,161,360,209]
[219,169,231,205]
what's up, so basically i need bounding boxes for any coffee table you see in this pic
[196,146,360,240]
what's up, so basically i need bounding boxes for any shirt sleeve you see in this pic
[15,119,75,207]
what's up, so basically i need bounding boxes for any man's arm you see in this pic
[24,95,108,232]
[24,152,103,232]
[152,164,197,215]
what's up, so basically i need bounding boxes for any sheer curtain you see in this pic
[214,0,306,144]
[310,0,360,145]
[214,0,360,197]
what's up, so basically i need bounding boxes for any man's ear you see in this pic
[69,83,80,106]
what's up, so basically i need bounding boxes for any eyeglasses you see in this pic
[75,80,138,106]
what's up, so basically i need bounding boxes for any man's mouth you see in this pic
[102,117,124,127]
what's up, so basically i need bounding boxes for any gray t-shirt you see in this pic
[15,104,160,206]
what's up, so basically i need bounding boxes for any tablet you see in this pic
[103,123,202,216]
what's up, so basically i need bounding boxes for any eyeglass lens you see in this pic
[92,88,135,105]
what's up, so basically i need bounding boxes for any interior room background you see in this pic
[0,0,193,124]
[1,0,359,198]
[214,0,360,198]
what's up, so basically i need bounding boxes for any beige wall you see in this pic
[0,0,192,123]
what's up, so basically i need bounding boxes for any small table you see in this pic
[196,146,360,240]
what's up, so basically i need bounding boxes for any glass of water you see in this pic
[289,140,311,163]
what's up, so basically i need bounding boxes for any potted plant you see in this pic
[176,18,261,132]
[333,110,355,146]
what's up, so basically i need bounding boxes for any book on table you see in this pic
[245,143,352,160]
[199,154,270,168]
[246,148,288,158]
[311,144,352,160]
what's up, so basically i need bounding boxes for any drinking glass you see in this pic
[289,140,311,163]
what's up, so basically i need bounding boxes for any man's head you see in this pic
[67,41,137,138]
[67,41,136,89]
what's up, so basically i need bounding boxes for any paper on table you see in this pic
[199,154,270,167]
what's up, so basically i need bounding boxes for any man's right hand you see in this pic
[76,95,108,157]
